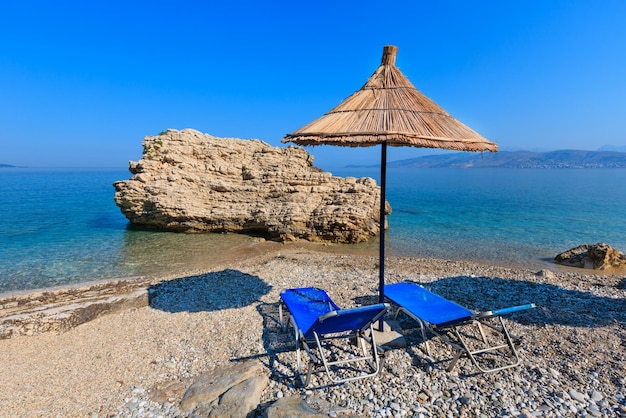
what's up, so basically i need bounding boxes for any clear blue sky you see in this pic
[2,0,625,169]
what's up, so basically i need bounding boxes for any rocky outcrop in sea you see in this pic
[555,242,626,270]
[114,129,389,243]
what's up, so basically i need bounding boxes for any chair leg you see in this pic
[296,347,312,388]
[367,326,382,374]
[394,308,432,358]
[291,318,316,387]
[313,332,334,383]
[279,303,289,332]
[419,320,432,358]
[358,330,377,371]
[446,347,465,372]
[476,321,488,344]
[449,319,522,373]
[293,318,303,373]
[310,329,382,385]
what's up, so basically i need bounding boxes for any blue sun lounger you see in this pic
[384,282,535,373]
[279,287,388,386]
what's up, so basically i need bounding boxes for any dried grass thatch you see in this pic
[283,45,497,152]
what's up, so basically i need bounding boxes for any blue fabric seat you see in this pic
[383,282,473,328]
[279,287,388,386]
[384,282,535,373]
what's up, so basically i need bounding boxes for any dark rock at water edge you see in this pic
[555,242,626,270]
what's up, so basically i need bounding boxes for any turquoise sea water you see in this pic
[1,167,625,293]
[371,168,626,267]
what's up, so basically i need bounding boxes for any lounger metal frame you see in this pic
[279,289,388,386]
[386,283,535,373]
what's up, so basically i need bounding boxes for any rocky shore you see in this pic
[1,247,624,417]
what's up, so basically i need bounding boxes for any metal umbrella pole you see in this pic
[377,142,388,331]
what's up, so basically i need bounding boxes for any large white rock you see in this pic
[114,129,389,243]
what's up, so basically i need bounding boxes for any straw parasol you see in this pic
[282,45,497,324]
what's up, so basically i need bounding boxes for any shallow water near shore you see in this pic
[379,167,626,267]
[1,166,625,294]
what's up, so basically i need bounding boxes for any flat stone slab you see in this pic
[265,396,326,417]
[179,360,263,412]
[0,279,151,339]
[209,375,268,417]
[371,320,406,348]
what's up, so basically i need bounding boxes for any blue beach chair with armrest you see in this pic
[279,287,388,386]
[384,282,535,373]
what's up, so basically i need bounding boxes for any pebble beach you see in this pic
[1,246,625,417]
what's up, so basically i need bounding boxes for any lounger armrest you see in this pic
[476,303,536,319]
[310,303,388,336]
[318,310,339,322]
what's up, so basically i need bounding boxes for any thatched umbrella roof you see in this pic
[281,46,497,323]
[283,45,498,152]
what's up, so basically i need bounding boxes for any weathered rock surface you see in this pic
[175,360,270,417]
[0,279,150,339]
[179,360,265,413]
[265,396,326,417]
[114,129,389,243]
[554,242,626,270]
[143,360,356,417]
[209,375,268,417]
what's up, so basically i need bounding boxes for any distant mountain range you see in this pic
[372,150,626,169]
[4,148,626,169]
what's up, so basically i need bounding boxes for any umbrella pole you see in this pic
[378,142,387,331]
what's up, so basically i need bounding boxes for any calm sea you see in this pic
[1,167,625,294]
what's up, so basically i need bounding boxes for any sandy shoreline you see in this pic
[1,245,625,417]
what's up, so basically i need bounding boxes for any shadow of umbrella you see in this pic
[148,269,272,313]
